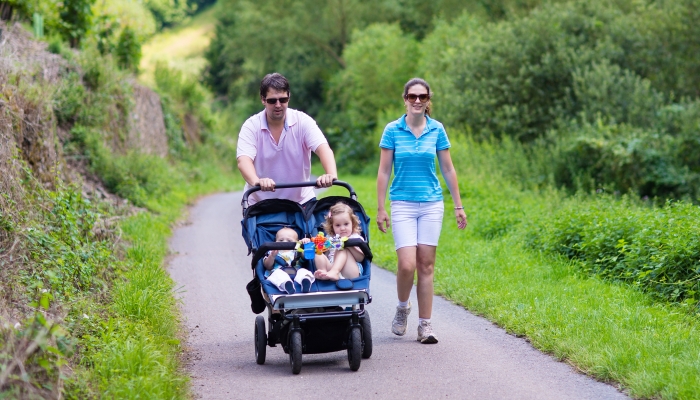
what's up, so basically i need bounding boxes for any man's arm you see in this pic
[238,156,276,191]
[314,143,338,187]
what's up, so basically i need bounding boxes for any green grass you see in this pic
[325,174,700,399]
[139,3,220,86]
[69,159,241,398]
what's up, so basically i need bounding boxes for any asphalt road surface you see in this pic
[168,191,629,400]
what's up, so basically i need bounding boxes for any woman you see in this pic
[376,78,468,344]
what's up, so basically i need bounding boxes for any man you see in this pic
[237,73,338,206]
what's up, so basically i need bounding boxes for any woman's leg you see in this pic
[415,244,437,319]
[390,201,419,336]
[396,246,417,302]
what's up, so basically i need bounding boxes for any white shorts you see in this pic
[390,200,444,250]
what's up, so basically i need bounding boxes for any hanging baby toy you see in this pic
[297,232,347,259]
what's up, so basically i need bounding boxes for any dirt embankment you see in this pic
[0,21,169,318]
[0,21,169,200]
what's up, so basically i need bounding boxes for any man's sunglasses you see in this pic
[404,93,430,103]
[265,97,290,104]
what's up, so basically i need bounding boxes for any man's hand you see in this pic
[256,178,276,191]
[315,174,336,188]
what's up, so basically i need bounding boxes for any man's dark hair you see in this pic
[260,73,290,98]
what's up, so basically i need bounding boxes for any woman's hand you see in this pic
[455,209,468,230]
[376,209,391,233]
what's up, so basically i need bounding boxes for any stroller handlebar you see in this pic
[241,180,357,213]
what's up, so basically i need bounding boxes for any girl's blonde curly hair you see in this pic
[322,202,362,237]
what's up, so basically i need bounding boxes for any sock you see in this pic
[398,300,409,308]
[419,318,430,324]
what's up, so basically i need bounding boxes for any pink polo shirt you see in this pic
[236,108,328,204]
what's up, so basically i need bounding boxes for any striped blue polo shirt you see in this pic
[379,114,451,202]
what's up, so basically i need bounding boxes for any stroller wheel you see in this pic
[289,330,302,374]
[255,316,266,365]
[361,310,373,359]
[347,326,362,371]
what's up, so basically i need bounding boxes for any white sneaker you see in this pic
[391,302,411,336]
[417,320,438,344]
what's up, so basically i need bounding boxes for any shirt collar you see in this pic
[398,114,437,134]
[260,109,298,131]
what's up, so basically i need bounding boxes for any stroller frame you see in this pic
[241,181,373,374]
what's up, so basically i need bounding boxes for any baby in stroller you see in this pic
[263,227,315,293]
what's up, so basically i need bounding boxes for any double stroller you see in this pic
[241,181,373,374]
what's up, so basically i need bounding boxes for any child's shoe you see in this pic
[300,278,312,293]
[283,281,296,294]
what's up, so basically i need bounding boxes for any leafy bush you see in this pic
[115,25,141,72]
[154,62,215,153]
[422,1,629,141]
[421,0,700,141]
[143,0,192,29]
[570,60,665,128]
[2,0,61,34]
[21,186,114,300]
[553,123,699,202]
[54,72,87,126]
[92,0,157,41]
[68,125,177,207]
[527,196,700,306]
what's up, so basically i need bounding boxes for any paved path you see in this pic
[168,191,629,399]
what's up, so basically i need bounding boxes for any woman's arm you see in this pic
[376,148,394,233]
[437,149,468,230]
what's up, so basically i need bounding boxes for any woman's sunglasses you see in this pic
[404,93,430,103]
[265,97,290,104]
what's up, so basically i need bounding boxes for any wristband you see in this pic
[454,206,464,210]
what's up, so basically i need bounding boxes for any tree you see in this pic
[204,0,478,119]
[324,23,419,171]
[59,0,96,48]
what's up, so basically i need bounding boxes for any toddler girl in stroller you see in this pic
[313,202,366,281]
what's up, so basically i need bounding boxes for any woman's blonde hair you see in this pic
[322,202,361,236]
